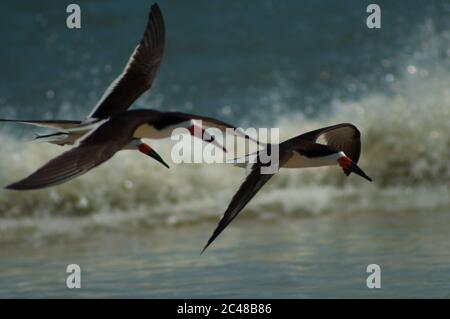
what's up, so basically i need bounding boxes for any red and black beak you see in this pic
[138,143,170,169]
[338,156,372,182]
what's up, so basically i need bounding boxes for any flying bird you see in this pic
[201,123,372,253]
[2,3,258,190]
[5,109,246,190]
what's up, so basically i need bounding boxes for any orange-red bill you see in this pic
[338,156,372,182]
[138,143,170,169]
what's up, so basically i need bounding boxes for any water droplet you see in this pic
[167,215,179,225]
[407,65,417,75]
[221,105,233,116]
[46,90,55,99]
[77,197,89,209]
[124,180,134,190]
[385,74,395,82]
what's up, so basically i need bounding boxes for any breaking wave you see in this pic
[0,20,449,242]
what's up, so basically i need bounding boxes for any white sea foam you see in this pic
[0,20,448,242]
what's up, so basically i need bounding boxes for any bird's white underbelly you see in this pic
[283,152,340,168]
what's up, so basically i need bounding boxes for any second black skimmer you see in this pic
[201,123,372,253]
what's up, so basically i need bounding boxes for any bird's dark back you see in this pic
[81,109,162,145]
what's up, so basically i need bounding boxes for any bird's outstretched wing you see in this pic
[5,144,118,190]
[0,119,82,130]
[5,119,132,190]
[202,147,291,253]
[88,3,165,119]
[292,123,361,163]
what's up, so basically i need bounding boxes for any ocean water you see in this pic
[0,0,449,298]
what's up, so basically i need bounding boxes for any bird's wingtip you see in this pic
[151,3,160,11]
[5,183,20,191]
[200,242,211,255]
[5,181,41,191]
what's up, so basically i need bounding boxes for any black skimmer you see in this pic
[201,123,372,253]
[5,109,257,190]
[2,3,259,190]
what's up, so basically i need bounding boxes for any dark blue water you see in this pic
[0,0,448,124]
